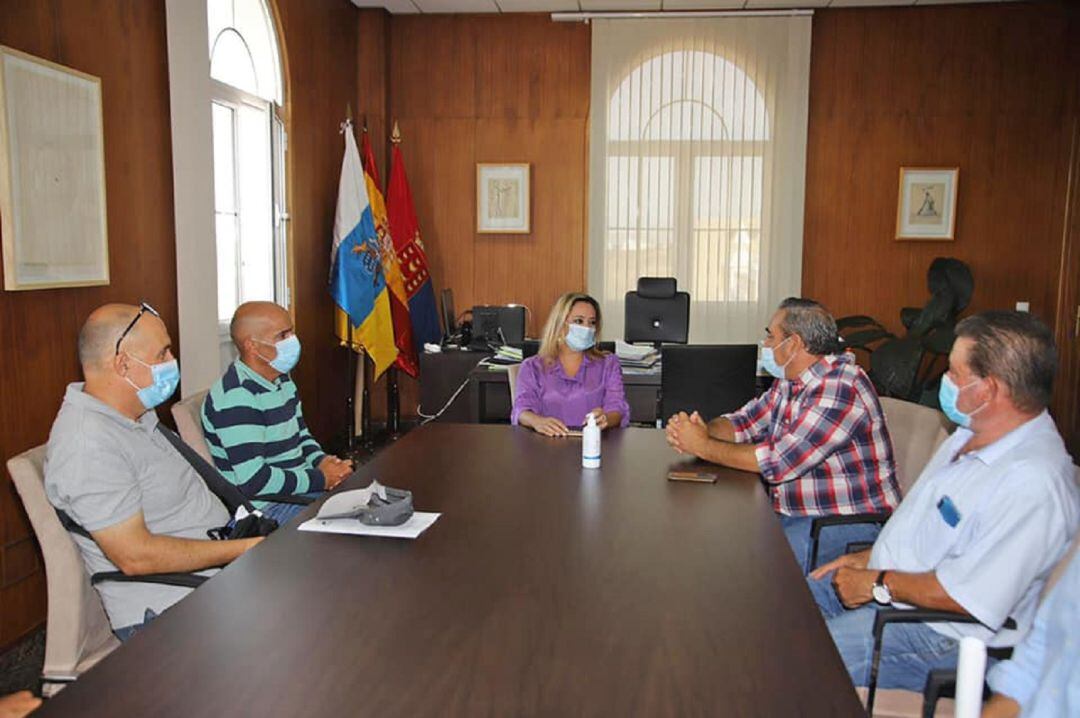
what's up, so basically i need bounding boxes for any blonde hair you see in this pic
[537,292,605,365]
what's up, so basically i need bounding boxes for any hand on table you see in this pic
[533,416,571,437]
[319,455,354,490]
[665,411,709,456]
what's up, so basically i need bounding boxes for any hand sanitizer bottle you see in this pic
[582,413,601,469]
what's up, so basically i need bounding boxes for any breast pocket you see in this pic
[913,494,966,563]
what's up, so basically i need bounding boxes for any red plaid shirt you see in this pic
[725,353,900,517]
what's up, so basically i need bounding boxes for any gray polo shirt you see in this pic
[45,383,230,630]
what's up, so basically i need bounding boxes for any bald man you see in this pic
[202,302,353,525]
[45,303,262,640]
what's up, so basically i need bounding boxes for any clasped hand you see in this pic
[665,411,709,456]
[318,455,354,490]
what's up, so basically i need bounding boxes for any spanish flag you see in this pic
[387,123,442,353]
[331,122,397,379]
[361,129,418,378]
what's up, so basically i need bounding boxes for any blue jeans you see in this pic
[259,499,313,525]
[780,514,883,574]
[808,575,963,690]
[114,608,158,642]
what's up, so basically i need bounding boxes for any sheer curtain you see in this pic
[588,17,812,343]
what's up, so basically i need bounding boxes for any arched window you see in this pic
[207,0,288,333]
[589,18,811,343]
[605,49,768,307]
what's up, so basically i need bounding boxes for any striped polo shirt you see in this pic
[201,359,326,507]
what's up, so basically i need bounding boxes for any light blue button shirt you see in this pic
[987,547,1080,716]
[869,411,1079,647]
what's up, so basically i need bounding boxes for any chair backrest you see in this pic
[660,344,758,424]
[507,363,522,405]
[171,389,213,463]
[879,397,951,496]
[7,446,118,694]
[624,277,689,346]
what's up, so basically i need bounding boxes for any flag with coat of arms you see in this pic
[330,121,398,379]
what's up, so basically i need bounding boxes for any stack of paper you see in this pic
[614,339,659,369]
[487,345,524,366]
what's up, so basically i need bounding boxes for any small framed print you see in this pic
[0,45,110,289]
[896,167,959,241]
[477,163,530,234]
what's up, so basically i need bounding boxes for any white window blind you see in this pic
[588,17,812,343]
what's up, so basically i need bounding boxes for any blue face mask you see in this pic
[125,355,180,410]
[938,373,985,428]
[760,336,793,380]
[258,335,301,374]
[565,323,596,352]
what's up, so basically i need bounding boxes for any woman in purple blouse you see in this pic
[511,292,630,437]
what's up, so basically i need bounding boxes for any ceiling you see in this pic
[350,0,1018,15]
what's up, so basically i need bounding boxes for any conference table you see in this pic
[37,425,863,717]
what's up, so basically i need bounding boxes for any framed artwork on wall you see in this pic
[477,163,530,234]
[896,167,959,241]
[0,45,110,290]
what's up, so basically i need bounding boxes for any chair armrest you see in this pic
[867,609,1016,715]
[845,541,874,555]
[91,571,209,589]
[837,315,885,331]
[873,608,1018,639]
[807,512,890,570]
[922,669,956,718]
[258,493,316,506]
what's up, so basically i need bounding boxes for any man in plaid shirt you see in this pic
[667,298,900,572]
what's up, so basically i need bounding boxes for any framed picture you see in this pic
[477,163,530,234]
[896,167,959,241]
[0,46,110,290]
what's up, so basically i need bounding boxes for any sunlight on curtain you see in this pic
[588,17,811,343]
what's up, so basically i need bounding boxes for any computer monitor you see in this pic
[470,305,526,349]
[441,288,457,338]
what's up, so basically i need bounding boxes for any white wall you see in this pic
[164,0,222,397]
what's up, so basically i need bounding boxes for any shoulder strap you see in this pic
[155,423,255,516]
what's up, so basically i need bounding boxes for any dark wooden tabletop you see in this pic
[37,425,863,717]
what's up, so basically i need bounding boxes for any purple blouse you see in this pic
[511,353,630,428]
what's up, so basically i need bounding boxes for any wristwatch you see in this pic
[872,570,893,605]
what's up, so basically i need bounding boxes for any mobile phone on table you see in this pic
[666,470,718,483]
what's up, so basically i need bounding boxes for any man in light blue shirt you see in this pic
[982,545,1079,717]
[808,311,1079,691]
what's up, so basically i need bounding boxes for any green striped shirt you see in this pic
[201,359,326,507]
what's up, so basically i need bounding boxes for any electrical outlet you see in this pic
[1015,301,1030,313]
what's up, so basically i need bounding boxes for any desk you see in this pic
[38,426,862,717]
[471,365,661,424]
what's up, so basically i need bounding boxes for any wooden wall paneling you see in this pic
[1051,7,1080,460]
[802,3,1074,337]
[388,13,590,351]
[357,8,390,178]
[474,118,588,334]
[273,0,360,449]
[0,0,178,648]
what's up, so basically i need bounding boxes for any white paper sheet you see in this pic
[297,512,441,539]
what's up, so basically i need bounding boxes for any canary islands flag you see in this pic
[331,122,397,379]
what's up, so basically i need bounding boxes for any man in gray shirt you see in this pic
[46,303,262,639]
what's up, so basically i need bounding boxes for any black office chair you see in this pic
[624,277,689,348]
[659,344,758,424]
